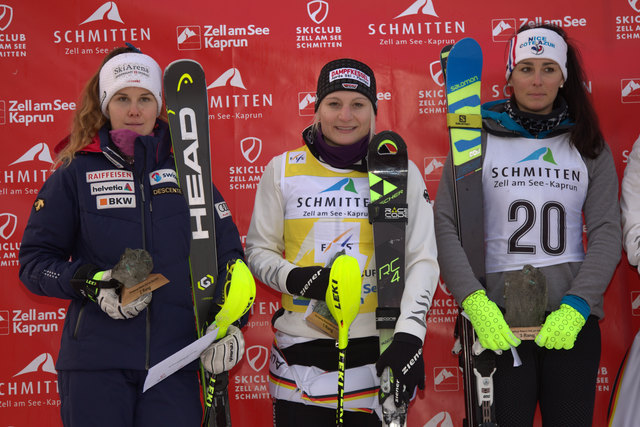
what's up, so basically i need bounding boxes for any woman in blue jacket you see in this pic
[19,45,245,426]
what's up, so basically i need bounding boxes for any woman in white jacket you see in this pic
[245,58,439,426]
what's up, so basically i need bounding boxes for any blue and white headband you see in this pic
[506,28,568,82]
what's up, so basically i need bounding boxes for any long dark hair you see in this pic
[514,24,604,158]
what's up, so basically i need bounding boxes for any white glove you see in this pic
[96,270,152,320]
[200,324,245,374]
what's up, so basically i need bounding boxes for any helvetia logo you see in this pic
[0,213,17,240]
[80,2,124,25]
[246,345,269,372]
[307,0,329,24]
[320,178,358,194]
[0,4,13,31]
[240,137,262,164]
[9,143,53,165]
[621,79,640,103]
[208,68,246,90]
[518,147,557,165]
[395,0,438,19]
[491,19,516,42]
[14,353,57,377]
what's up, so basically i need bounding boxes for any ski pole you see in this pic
[325,254,362,427]
[202,259,256,427]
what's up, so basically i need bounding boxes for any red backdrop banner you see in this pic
[1,1,639,426]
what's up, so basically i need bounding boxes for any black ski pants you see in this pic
[494,315,601,427]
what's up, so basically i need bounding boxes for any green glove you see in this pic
[535,304,586,350]
[461,290,521,351]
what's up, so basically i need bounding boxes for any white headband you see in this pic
[506,28,568,82]
[99,52,163,118]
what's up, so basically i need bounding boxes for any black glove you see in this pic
[375,332,425,406]
[285,266,330,300]
[70,264,119,301]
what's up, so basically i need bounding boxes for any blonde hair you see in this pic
[55,47,166,168]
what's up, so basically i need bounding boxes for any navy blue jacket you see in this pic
[19,120,244,371]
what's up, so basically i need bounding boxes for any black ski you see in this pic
[441,39,498,427]
[368,131,409,427]
[163,59,230,427]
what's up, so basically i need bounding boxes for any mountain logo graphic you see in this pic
[246,345,269,372]
[632,292,640,311]
[0,4,13,31]
[630,0,640,13]
[298,92,316,116]
[10,142,54,165]
[320,178,358,194]
[395,0,438,19]
[80,2,124,25]
[207,68,246,90]
[14,353,57,377]
[518,147,557,165]
[424,157,445,182]
[491,18,516,42]
[177,27,197,44]
[176,26,202,51]
[307,0,329,24]
[621,79,640,103]
[0,213,17,240]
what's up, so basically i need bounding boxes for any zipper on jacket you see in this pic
[139,179,147,251]
[138,145,153,370]
[145,308,151,369]
[73,301,87,338]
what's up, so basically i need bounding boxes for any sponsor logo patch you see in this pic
[329,67,370,87]
[86,169,133,183]
[153,187,182,196]
[288,151,306,164]
[96,195,136,209]
[215,201,231,219]
[90,181,134,195]
[149,169,179,186]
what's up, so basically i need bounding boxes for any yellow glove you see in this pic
[461,290,521,351]
[535,304,586,350]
